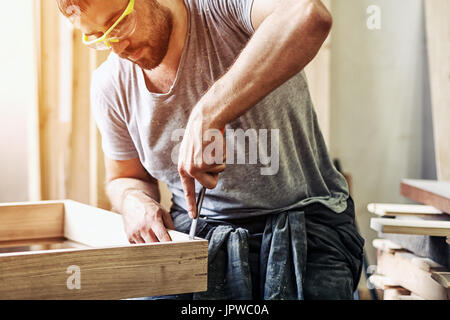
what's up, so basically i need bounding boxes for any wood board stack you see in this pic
[369,239,449,300]
[368,179,450,300]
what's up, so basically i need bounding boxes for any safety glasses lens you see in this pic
[109,10,137,40]
[84,10,137,51]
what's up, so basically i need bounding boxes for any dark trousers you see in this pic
[302,197,365,299]
[202,197,364,300]
[147,197,365,300]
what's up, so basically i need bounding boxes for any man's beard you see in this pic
[127,3,173,70]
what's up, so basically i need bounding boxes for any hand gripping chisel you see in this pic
[188,128,225,240]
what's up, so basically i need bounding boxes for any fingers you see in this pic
[177,123,227,219]
[127,209,174,244]
[179,163,225,187]
[140,230,158,243]
[179,169,198,219]
[132,222,171,244]
[195,172,219,190]
[162,209,175,230]
[143,209,173,242]
[149,211,173,242]
[206,163,227,174]
[131,233,146,244]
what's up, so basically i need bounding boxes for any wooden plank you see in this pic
[377,249,449,300]
[368,274,401,289]
[395,293,426,301]
[0,238,89,254]
[0,238,68,250]
[424,0,450,181]
[383,288,414,300]
[29,0,43,202]
[67,29,93,205]
[372,238,404,254]
[68,38,111,209]
[0,240,208,300]
[431,272,450,289]
[371,217,450,237]
[397,294,425,301]
[368,203,443,217]
[64,200,128,247]
[89,51,111,210]
[36,0,63,200]
[63,200,192,247]
[382,233,450,270]
[0,202,64,242]
[57,14,75,200]
[401,179,450,214]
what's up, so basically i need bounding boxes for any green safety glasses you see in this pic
[82,0,137,50]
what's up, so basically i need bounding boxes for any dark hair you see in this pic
[56,0,91,17]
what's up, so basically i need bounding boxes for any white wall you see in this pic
[329,0,435,264]
[0,1,36,202]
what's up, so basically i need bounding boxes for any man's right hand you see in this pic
[121,189,175,243]
[104,157,175,244]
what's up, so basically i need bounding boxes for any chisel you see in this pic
[188,128,225,240]
[188,186,206,240]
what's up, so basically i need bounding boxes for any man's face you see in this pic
[74,0,173,70]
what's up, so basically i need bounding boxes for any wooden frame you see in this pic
[371,218,450,237]
[0,201,208,300]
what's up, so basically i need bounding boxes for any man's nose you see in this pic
[110,39,130,56]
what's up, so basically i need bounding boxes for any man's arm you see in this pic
[178,0,332,218]
[204,0,332,128]
[105,157,175,243]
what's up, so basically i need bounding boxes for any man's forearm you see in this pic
[106,178,161,214]
[198,0,332,129]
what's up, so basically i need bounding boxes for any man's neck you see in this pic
[143,0,188,94]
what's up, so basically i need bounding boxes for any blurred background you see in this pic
[0,0,448,297]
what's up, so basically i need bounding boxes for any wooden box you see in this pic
[0,200,208,300]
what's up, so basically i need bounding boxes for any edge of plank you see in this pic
[431,272,450,289]
[370,217,450,237]
[367,203,443,217]
[401,180,450,214]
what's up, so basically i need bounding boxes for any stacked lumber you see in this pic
[368,180,450,300]
[369,239,449,300]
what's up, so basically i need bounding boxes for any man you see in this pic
[57,0,364,299]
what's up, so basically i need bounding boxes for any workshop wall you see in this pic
[329,0,436,265]
[0,0,37,202]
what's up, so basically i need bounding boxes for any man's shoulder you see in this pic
[91,53,132,97]
[187,0,254,36]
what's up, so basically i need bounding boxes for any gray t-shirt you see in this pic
[91,0,349,219]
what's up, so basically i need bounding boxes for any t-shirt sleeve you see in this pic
[212,0,255,36]
[90,72,139,161]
